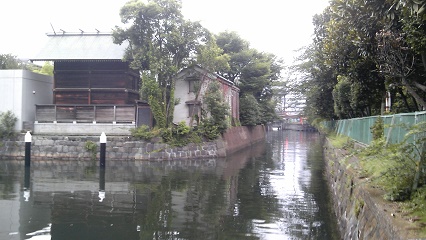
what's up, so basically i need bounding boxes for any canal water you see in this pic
[0,130,340,240]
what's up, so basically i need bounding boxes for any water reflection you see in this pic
[0,130,338,240]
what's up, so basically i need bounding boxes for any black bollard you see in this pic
[24,166,31,201]
[99,168,106,202]
[100,132,106,168]
[24,131,32,167]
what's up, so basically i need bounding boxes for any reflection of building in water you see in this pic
[0,150,265,239]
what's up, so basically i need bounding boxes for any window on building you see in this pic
[188,104,199,117]
[189,80,197,93]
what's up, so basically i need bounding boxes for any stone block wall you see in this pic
[324,140,415,240]
[0,126,266,161]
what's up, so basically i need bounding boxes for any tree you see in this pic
[202,81,229,134]
[214,31,282,125]
[32,61,53,76]
[113,0,210,127]
[376,29,426,110]
[0,54,25,69]
[239,94,261,126]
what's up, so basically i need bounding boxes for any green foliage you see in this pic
[202,81,229,134]
[215,31,283,124]
[358,121,426,202]
[0,111,17,139]
[113,0,210,127]
[328,134,354,150]
[84,141,97,160]
[359,139,411,200]
[333,75,353,119]
[239,94,261,126]
[0,54,26,69]
[32,61,53,76]
[131,122,205,147]
[175,121,190,136]
[370,117,384,140]
[402,186,426,236]
[196,36,230,72]
[131,125,162,140]
[197,119,220,140]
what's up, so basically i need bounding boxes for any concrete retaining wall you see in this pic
[0,126,265,161]
[324,139,415,240]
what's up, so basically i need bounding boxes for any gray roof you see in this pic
[31,33,128,61]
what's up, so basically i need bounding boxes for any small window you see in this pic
[189,80,197,93]
[188,104,199,117]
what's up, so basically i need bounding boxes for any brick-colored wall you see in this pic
[221,125,265,154]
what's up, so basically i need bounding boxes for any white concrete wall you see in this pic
[173,77,194,125]
[0,70,53,131]
[173,75,213,126]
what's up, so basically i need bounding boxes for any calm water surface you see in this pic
[0,130,339,240]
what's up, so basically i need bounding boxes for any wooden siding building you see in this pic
[31,33,140,105]
[30,32,152,135]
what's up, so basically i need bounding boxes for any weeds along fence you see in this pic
[322,111,426,146]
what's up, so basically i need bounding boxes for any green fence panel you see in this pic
[322,111,426,146]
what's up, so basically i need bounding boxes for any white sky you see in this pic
[0,0,329,65]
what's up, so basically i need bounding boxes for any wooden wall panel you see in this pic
[91,73,127,88]
[54,92,89,104]
[53,61,140,105]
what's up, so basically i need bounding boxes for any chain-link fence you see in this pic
[323,111,426,146]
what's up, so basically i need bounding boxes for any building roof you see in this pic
[177,65,237,88]
[31,33,128,61]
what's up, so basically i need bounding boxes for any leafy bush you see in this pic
[0,111,17,139]
[370,117,384,140]
[175,121,190,136]
[239,94,261,126]
[131,125,161,140]
[85,141,97,160]
[359,121,426,201]
[203,81,229,133]
[198,119,220,140]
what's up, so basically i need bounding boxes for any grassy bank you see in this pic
[327,133,426,236]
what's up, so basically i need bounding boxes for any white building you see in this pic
[0,70,53,132]
[173,66,240,126]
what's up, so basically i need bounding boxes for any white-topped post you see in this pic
[100,132,107,168]
[24,131,32,167]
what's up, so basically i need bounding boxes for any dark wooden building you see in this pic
[30,32,152,134]
[31,33,140,105]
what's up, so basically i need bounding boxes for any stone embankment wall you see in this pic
[324,139,416,240]
[0,126,265,161]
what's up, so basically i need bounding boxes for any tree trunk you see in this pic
[421,51,426,72]
[398,88,412,112]
[401,77,426,110]
[413,80,426,92]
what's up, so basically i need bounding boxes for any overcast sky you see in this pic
[0,0,329,65]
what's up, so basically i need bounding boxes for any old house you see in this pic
[30,32,151,135]
[173,65,239,126]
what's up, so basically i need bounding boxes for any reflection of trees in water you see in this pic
[137,170,229,240]
[0,163,20,200]
[305,134,340,240]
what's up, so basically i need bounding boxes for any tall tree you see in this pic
[113,0,210,127]
[215,31,283,124]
